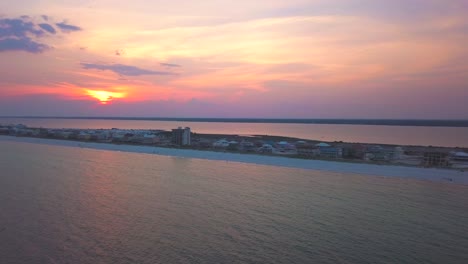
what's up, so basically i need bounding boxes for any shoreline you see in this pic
[1,135,467,185]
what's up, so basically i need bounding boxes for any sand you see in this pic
[1,135,467,185]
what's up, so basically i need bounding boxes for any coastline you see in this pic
[1,135,467,185]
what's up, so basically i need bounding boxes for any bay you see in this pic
[1,141,468,263]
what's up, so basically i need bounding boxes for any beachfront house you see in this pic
[340,144,366,159]
[258,144,274,153]
[274,141,297,155]
[316,142,331,148]
[450,151,468,162]
[240,141,256,152]
[16,128,35,136]
[57,131,73,139]
[393,147,405,160]
[318,147,343,159]
[226,141,239,151]
[213,139,230,148]
[193,138,212,149]
[422,151,450,167]
[296,143,320,157]
[315,142,342,159]
[365,145,397,161]
[77,132,91,141]
[0,127,9,135]
[141,133,160,144]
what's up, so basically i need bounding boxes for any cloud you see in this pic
[0,18,44,38]
[56,22,82,32]
[0,16,80,53]
[160,62,181,67]
[39,23,56,34]
[0,37,49,53]
[81,63,176,76]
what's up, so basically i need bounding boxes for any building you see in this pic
[172,127,191,146]
[258,144,274,153]
[422,151,450,167]
[57,131,73,139]
[452,152,468,161]
[341,144,366,159]
[141,133,160,144]
[316,142,331,148]
[315,142,342,159]
[0,127,9,135]
[319,147,343,159]
[240,141,256,152]
[393,147,405,160]
[77,132,91,140]
[365,145,397,161]
[296,144,320,157]
[274,141,297,155]
[213,139,230,148]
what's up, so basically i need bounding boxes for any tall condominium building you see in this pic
[172,127,191,146]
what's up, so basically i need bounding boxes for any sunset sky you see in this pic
[1,0,467,118]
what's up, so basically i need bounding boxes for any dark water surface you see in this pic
[1,141,468,263]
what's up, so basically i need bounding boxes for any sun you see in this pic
[86,90,126,104]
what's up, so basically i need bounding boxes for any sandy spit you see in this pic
[1,135,467,185]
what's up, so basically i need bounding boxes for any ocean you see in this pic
[1,141,468,263]
[1,117,468,147]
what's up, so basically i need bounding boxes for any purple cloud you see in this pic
[0,16,80,53]
[0,18,44,38]
[56,22,82,32]
[81,63,176,76]
[0,37,49,53]
[160,62,181,67]
[39,23,56,34]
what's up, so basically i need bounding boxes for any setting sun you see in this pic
[85,90,126,104]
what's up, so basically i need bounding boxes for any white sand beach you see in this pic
[1,135,467,185]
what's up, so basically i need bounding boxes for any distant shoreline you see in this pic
[1,135,467,185]
[1,116,468,127]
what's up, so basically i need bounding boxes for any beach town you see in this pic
[1,123,468,170]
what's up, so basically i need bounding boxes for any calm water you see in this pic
[1,117,468,147]
[1,141,468,263]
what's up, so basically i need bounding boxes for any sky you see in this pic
[0,0,467,118]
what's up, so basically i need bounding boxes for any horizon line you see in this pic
[1,115,468,120]
[1,116,468,127]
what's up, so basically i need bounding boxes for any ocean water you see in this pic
[1,117,468,147]
[1,141,468,264]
